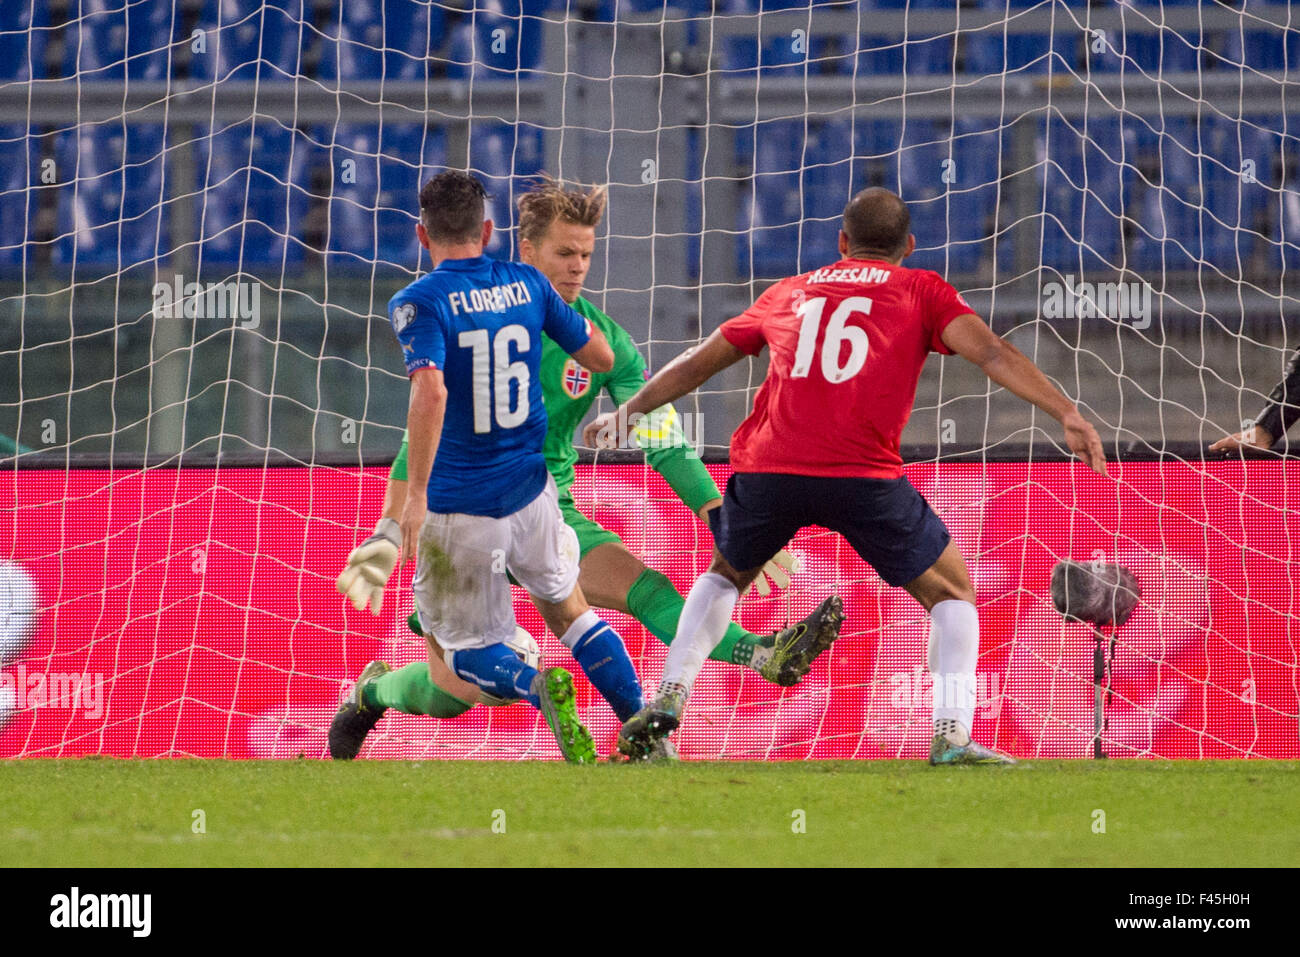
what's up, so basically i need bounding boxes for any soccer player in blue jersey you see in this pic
[329,171,644,763]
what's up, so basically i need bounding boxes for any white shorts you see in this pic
[413,476,580,651]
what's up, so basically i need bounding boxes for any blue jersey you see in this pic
[388,255,593,518]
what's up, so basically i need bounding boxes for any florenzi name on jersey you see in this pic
[806,264,893,285]
[447,281,533,316]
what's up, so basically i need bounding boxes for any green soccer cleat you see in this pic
[532,667,596,765]
[328,661,391,760]
[617,683,688,760]
[928,734,1018,766]
[759,595,845,687]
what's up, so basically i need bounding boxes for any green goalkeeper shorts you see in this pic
[557,491,623,559]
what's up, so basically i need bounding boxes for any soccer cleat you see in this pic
[533,667,596,765]
[759,595,845,686]
[612,734,680,764]
[328,661,391,760]
[928,734,1018,766]
[617,683,688,760]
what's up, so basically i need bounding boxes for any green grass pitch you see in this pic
[2,759,1297,867]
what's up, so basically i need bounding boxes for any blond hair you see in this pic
[516,176,607,243]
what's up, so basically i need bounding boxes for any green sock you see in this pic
[625,569,771,669]
[363,662,474,719]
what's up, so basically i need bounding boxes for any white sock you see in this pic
[660,572,739,692]
[929,599,979,744]
[558,609,601,650]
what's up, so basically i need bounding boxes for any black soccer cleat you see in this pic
[328,661,391,760]
[617,684,688,760]
[759,595,845,686]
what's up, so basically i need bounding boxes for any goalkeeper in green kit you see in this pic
[333,180,839,746]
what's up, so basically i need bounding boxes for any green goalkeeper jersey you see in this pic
[392,296,720,515]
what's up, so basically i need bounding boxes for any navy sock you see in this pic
[448,643,540,708]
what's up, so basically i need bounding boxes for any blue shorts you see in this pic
[707,472,952,588]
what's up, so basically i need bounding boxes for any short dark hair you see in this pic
[842,187,911,259]
[419,171,487,243]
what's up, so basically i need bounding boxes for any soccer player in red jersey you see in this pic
[587,187,1108,764]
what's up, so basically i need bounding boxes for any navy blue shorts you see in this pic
[707,472,952,588]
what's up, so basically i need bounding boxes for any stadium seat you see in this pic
[721,35,849,79]
[1221,31,1300,73]
[319,123,447,269]
[736,118,857,276]
[0,3,48,81]
[1198,116,1275,270]
[190,0,309,83]
[52,124,168,268]
[443,2,542,81]
[1037,115,1134,272]
[195,122,314,266]
[316,0,446,82]
[964,32,1079,76]
[1086,30,1201,74]
[0,127,37,268]
[464,123,544,258]
[62,0,175,82]
[1124,116,1201,273]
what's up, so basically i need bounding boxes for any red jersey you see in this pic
[719,258,974,479]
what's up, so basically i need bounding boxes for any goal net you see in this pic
[1,0,1297,760]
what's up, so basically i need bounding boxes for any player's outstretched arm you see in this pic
[571,324,614,373]
[400,368,448,563]
[1209,346,1299,452]
[942,313,1107,475]
[584,328,745,448]
[334,440,412,615]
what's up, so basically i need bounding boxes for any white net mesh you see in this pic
[1,0,1297,759]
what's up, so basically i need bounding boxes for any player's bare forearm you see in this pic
[978,339,1079,423]
[381,472,407,522]
[624,329,745,417]
[943,313,1107,474]
[400,368,447,562]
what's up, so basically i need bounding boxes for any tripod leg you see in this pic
[1092,628,1106,759]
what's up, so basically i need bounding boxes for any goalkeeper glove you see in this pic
[336,517,401,615]
[742,548,800,598]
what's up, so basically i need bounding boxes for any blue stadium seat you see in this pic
[52,124,168,268]
[319,123,446,269]
[317,0,446,82]
[854,30,952,76]
[1222,31,1300,73]
[965,32,1078,76]
[62,0,175,82]
[1124,116,1201,272]
[595,0,717,18]
[191,0,308,83]
[1199,116,1274,269]
[0,4,48,81]
[1086,30,1201,74]
[443,2,542,81]
[195,122,314,266]
[463,123,544,258]
[1035,115,1135,272]
[735,118,856,276]
[722,35,848,79]
[0,127,37,268]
